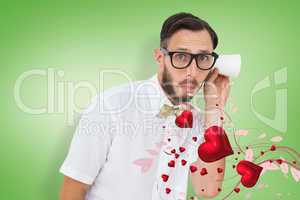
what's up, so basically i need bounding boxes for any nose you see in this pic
[186,57,198,75]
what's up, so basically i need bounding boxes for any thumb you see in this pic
[205,68,219,84]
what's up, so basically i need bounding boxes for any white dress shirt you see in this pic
[60,74,204,200]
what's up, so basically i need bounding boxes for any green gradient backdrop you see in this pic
[1,0,299,199]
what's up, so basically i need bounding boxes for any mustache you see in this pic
[179,79,199,86]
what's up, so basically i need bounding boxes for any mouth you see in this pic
[180,83,196,91]
[179,81,198,93]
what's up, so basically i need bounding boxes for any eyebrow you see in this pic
[175,47,211,54]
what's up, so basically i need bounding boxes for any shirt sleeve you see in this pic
[59,95,114,185]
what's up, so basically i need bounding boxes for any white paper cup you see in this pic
[214,54,241,78]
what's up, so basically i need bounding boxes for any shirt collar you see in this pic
[147,74,198,116]
[147,73,173,115]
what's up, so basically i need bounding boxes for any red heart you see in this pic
[190,165,197,173]
[270,145,276,151]
[175,110,193,128]
[165,187,171,194]
[276,159,283,164]
[181,159,187,166]
[200,168,208,176]
[217,167,223,173]
[168,160,175,168]
[236,160,263,188]
[192,136,197,142]
[234,187,240,193]
[198,125,234,162]
[161,174,169,182]
[179,146,186,153]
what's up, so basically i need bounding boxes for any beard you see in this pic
[161,66,202,105]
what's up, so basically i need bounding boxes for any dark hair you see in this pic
[160,12,218,49]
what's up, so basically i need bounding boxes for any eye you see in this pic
[174,53,189,61]
[197,54,209,62]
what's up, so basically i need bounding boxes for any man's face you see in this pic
[156,29,214,104]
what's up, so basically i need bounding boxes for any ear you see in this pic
[154,48,164,65]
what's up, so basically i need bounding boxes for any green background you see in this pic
[1,0,299,199]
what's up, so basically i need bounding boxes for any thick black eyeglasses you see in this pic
[160,47,219,70]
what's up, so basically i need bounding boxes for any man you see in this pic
[59,12,230,200]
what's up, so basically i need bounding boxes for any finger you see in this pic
[204,68,215,82]
[221,76,230,88]
[206,68,219,83]
[216,74,229,85]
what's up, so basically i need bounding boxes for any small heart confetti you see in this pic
[276,159,283,164]
[179,146,186,153]
[270,145,276,151]
[168,160,175,168]
[192,136,197,142]
[217,167,223,173]
[200,168,208,176]
[190,165,198,173]
[161,174,169,182]
[234,187,240,193]
[166,187,171,194]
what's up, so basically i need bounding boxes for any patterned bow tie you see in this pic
[157,104,193,128]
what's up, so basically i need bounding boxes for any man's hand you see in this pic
[60,176,90,200]
[204,67,230,109]
[189,67,231,198]
[203,67,230,128]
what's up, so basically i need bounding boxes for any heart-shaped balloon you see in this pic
[198,125,234,162]
[175,110,193,128]
[236,160,263,188]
